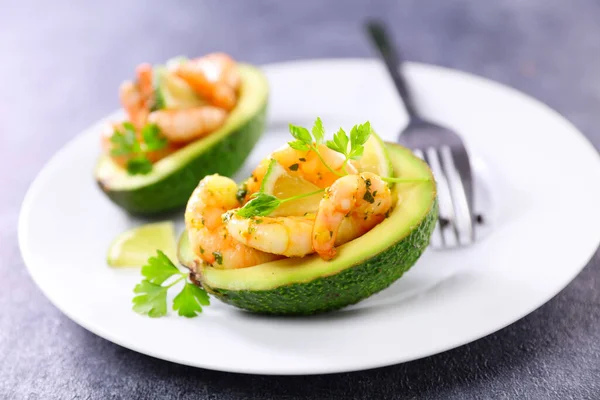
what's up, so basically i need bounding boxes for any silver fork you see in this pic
[365,20,475,249]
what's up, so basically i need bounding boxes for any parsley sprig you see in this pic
[288,118,371,177]
[288,117,343,177]
[132,250,209,318]
[110,122,167,175]
[326,121,371,174]
[236,190,325,218]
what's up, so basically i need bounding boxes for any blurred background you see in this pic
[2,1,599,398]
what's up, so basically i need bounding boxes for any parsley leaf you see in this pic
[236,189,325,218]
[289,124,312,144]
[349,121,371,159]
[326,128,349,156]
[110,123,138,157]
[141,250,181,285]
[326,121,371,167]
[173,282,210,318]
[236,192,282,218]
[132,251,211,318]
[288,140,310,151]
[142,123,167,152]
[126,156,153,175]
[132,280,169,318]
[311,117,325,145]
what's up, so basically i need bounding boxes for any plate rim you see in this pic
[18,58,600,375]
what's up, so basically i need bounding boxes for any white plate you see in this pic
[19,59,600,375]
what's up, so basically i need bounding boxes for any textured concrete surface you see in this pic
[1,0,599,399]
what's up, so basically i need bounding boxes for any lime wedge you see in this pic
[359,131,394,178]
[153,65,204,110]
[261,159,323,217]
[107,221,177,267]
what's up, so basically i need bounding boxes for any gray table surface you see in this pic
[2,1,600,399]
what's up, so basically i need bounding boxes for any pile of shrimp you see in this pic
[102,53,240,167]
[185,144,394,269]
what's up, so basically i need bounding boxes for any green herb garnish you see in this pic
[125,156,153,175]
[110,122,167,175]
[326,121,371,173]
[132,250,209,318]
[236,190,325,218]
[288,117,343,177]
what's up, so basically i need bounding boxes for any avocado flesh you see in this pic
[95,64,268,215]
[178,143,438,315]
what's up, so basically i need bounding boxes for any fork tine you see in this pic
[413,149,443,249]
[439,146,474,245]
[424,147,459,248]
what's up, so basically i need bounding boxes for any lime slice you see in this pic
[153,65,204,110]
[261,159,323,217]
[107,221,177,267]
[359,131,394,178]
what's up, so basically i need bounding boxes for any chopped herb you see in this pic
[289,163,299,171]
[363,190,375,204]
[372,190,377,197]
[299,157,306,162]
[199,247,205,254]
[213,251,223,265]
[329,231,333,238]
[236,184,248,203]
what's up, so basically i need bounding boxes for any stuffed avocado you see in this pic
[95,54,268,215]
[176,119,437,315]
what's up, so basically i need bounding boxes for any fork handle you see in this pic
[365,20,420,119]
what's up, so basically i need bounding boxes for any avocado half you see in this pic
[177,143,438,315]
[95,64,268,215]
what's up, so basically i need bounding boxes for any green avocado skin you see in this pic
[205,200,438,315]
[98,103,267,215]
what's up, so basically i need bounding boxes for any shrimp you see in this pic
[118,63,154,130]
[118,81,148,130]
[135,63,154,106]
[224,213,316,257]
[147,106,228,143]
[174,53,240,111]
[185,175,281,269]
[242,144,359,202]
[223,207,390,259]
[313,172,393,260]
